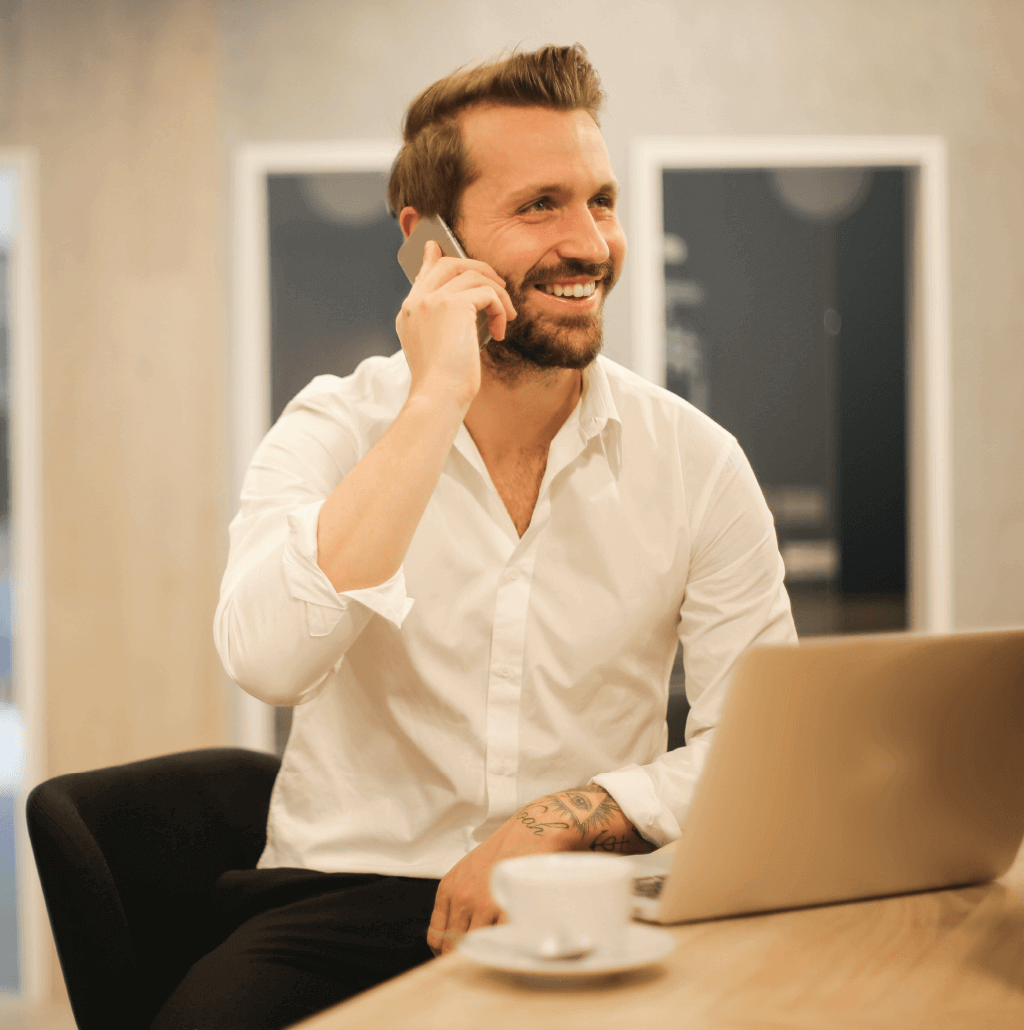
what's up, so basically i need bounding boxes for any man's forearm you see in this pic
[316,392,464,593]
[512,784,654,855]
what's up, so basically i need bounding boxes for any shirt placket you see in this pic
[480,415,601,828]
[483,543,538,824]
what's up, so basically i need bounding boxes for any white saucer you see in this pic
[456,923,677,977]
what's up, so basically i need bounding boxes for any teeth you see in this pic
[541,281,597,298]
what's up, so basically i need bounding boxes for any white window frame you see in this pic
[231,141,400,753]
[630,137,952,633]
[0,148,46,1005]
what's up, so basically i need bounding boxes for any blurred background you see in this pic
[1,0,1022,1016]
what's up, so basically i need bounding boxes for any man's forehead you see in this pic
[459,104,614,196]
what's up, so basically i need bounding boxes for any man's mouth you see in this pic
[534,280,599,299]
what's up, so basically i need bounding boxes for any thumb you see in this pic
[416,238,443,280]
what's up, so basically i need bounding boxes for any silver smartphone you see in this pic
[396,214,492,348]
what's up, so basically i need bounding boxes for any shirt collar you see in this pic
[579,356,622,442]
[450,355,623,473]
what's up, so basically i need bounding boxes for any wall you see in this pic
[1,0,1019,783]
[0,0,231,784]
[223,0,1024,630]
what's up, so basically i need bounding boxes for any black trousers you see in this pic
[151,868,440,1030]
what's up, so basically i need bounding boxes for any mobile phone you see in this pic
[397,214,492,348]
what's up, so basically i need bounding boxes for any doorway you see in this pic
[661,165,908,637]
[631,135,952,647]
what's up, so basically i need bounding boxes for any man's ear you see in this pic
[399,207,421,240]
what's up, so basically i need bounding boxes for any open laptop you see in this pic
[631,627,1024,924]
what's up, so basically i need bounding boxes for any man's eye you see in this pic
[592,195,614,209]
[526,198,552,212]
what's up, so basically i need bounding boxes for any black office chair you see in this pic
[666,690,689,752]
[26,747,281,1030]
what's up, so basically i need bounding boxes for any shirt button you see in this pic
[507,568,521,581]
[498,666,514,678]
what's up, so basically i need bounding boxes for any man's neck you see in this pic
[463,363,585,463]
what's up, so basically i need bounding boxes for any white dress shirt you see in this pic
[215,350,796,878]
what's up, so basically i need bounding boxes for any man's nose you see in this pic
[556,205,611,265]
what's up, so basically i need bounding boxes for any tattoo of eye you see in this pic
[512,786,649,852]
[544,790,623,840]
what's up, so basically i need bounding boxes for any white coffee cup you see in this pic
[490,853,633,959]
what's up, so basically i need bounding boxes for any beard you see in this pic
[483,257,618,382]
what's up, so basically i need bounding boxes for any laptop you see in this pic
[631,627,1024,924]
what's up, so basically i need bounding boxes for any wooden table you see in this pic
[295,846,1024,1030]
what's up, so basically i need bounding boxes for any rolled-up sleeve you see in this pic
[214,382,414,707]
[592,439,797,847]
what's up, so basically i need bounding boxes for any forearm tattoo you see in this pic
[513,783,651,854]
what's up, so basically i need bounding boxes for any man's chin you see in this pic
[487,312,604,374]
[487,334,602,375]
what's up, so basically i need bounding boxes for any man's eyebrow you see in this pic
[507,180,620,207]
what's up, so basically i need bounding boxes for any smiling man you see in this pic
[158,45,796,1030]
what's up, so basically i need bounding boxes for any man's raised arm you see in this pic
[315,239,514,592]
[215,238,514,705]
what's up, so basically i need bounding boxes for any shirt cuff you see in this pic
[590,764,682,849]
[280,500,415,637]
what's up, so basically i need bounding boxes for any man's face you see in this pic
[454,104,627,376]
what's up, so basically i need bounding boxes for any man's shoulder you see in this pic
[279,351,410,426]
[595,356,735,450]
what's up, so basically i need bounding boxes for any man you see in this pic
[156,44,795,1030]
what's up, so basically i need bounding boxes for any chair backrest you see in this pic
[666,690,690,752]
[26,747,280,1030]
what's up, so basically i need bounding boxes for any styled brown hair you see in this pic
[387,44,606,231]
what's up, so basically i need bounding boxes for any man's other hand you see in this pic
[427,784,654,956]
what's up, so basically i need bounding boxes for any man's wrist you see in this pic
[511,784,653,855]
[401,388,469,431]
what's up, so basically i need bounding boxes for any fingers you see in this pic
[439,899,472,956]
[399,273,515,343]
[430,267,514,321]
[433,898,502,956]
[410,247,514,323]
[459,285,514,341]
[467,903,502,933]
[426,890,450,958]
[415,242,505,293]
[428,889,500,957]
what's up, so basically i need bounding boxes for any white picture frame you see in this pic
[231,141,400,753]
[630,137,951,634]
[0,147,46,1006]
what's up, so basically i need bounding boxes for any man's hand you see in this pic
[427,784,653,956]
[396,239,516,415]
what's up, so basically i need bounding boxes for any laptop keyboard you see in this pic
[633,875,666,899]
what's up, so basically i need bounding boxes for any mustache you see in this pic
[521,258,617,288]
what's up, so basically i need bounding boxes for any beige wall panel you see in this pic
[223,0,1024,629]
[1,0,230,779]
